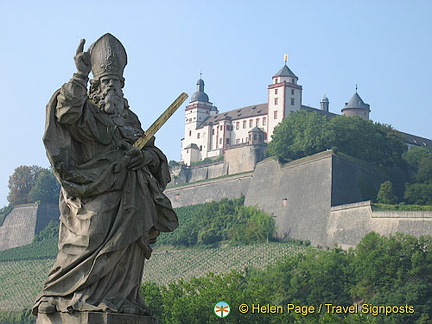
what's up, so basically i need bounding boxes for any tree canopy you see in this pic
[266,111,406,169]
[156,197,276,247]
[402,147,432,205]
[7,165,44,206]
[7,166,60,206]
[143,232,432,323]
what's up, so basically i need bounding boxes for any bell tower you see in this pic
[181,77,218,165]
[267,55,303,139]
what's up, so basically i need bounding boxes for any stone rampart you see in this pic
[2,150,431,252]
[244,152,334,246]
[0,204,38,251]
[328,201,432,249]
[166,151,432,248]
[0,203,59,251]
[165,172,253,209]
[225,144,266,175]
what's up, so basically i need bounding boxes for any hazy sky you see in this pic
[0,1,431,207]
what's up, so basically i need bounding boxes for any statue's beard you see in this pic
[91,88,125,115]
[101,89,124,114]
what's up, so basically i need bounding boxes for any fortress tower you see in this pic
[181,78,218,165]
[267,57,303,139]
[341,88,370,120]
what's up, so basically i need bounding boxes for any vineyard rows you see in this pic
[0,243,307,311]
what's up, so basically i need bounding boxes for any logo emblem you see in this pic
[214,301,230,318]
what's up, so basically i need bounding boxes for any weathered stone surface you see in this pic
[34,33,177,316]
[167,150,432,249]
[165,172,253,208]
[36,312,159,324]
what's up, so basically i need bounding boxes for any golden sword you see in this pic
[134,92,188,149]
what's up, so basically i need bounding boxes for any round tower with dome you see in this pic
[341,87,370,120]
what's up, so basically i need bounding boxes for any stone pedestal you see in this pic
[36,312,159,324]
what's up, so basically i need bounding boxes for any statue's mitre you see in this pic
[89,33,127,79]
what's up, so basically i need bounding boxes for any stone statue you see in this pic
[33,34,178,317]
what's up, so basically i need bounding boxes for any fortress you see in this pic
[0,59,431,251]
[180,59,430,166]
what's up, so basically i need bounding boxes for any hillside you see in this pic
[0,243,307,311]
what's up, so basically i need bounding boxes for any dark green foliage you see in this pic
[330,117,406,169]
[157,197,275,247]
[7,166,60,206]
[7,165,44,206]
[168,160,180,168]
[142,233,432,323]
[350,233,432,323]
[0,237,58,261]
[377,181,398,204]
[404,183,432,205]
[400,147,432,206]
[190,155,224,167]
[29,170,60,204]
[266,110,331,162]
[402,147,432,180]
[266,111,406,169]
[33,220,59,243]
[416,155,432,184]
[372,203,432,211]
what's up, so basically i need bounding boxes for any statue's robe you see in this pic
[33,78,178,314]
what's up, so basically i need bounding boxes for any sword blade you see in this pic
[134,92,188,149]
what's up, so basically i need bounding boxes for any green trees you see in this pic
[267,111,406,169]
[142,233,432,323]
[402,147,432,205]
[7,165,60,206]
[29,169,60,204]
[266,110,331,162]
[157,197,276,247]
[377,181,398,204]
[7,165,43,206]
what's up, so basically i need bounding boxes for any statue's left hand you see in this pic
[120,142,155,171]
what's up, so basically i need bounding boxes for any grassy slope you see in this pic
[0,243,307,311]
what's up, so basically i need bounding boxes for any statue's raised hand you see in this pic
[74,39,91,77]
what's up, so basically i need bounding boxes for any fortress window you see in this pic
[219,138,222,144]
[243,120,247,129]
[263,117,267,125]
[197,133,200,139]
[291,78,296,84]
[236,122,240,130]
[291,98,295,105]
[275,89,278,95]
[256,118,260,126]
[291,89,294,95]
[274,111,278,119]
[189,130,192,136]
[249,119,253,127]
[274,98,278,105]
[212,129,215,135]
[226,138,230,144]
[220,125,223,130]
[199,145,202,151]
